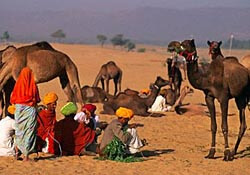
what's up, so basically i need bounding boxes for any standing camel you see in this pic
[0,41,83,105]
[168,39,250,161]
[93,61,122,95]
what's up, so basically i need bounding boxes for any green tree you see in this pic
[51,29,66,42]
[110,34,124,47]
[97,34,107,47]
[125,41,136,52]
[1,31,10,42]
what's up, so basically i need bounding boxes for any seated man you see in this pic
[55,102,96,156]
[149,90,168,112]
[37,92,58,154]
[0,105,16,156]
[100,107,145,157]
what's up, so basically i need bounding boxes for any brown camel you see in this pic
[168,39,250,161]
[0,41,83,104]
[101,76,170,116]
[240,55,250,70]
[81,85,113,103]
[93,61,122,95]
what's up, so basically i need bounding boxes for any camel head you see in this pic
[180,39,198,62]
[207,40,222,55]
[0,45,16,64]
[153,76,170,89]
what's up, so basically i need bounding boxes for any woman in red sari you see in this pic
[37,92,58,154]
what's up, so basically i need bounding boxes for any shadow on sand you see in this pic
[135,149,175,158]
[235,146,250,159]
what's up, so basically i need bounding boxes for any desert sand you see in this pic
[0,43,249,175]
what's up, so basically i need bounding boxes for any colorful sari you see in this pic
[10,67,40,156]
[15,104,37,156]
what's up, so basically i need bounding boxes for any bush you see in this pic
[137,48,146,53]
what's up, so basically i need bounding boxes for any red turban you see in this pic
[82,104,96,114]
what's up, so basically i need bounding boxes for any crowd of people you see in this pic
[0,67,146,161]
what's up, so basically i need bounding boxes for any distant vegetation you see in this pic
[223,39,250,49]
[51,29,66,41]
[1,31,10,43]
[137,48,146,53]
[96,34,107,47]
[110,34,136,52]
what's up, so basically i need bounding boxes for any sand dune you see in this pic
[0,43,249,175]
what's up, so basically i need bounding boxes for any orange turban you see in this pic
[43,92,58,105]
[115,107,134,119]
[140,89,150,95]
[7,104,16,115]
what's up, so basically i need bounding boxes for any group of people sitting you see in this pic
[0,67,146,161]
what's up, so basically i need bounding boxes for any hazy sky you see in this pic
[2,0,250,12]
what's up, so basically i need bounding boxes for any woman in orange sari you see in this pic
[10,67,40,161]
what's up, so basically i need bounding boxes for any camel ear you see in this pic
[218,41,222,46]
[207,41,211,46]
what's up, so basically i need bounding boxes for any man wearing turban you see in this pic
[0,105,16,156]
[54,102,96,156]
[36,92,58,154]
[100,107,145,157]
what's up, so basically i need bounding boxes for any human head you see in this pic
[43,92,58,112]
[7,104,15,119]
[115,107,134,125]
[82,104,96,116]
[60,102,78,117]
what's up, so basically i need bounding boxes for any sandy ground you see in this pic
[0,43,250,175]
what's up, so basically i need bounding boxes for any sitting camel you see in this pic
[101,76,170,116]
[0,41,83,106]
[93,61,122,95]
[81,85,113,103]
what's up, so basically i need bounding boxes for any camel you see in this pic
[101,76,170,116]
[240,55,250,70]
[0,41,83,105]
[166,58,182,98]
[168,39,250,161]
[81,85,113,103]
[93,61,122,95]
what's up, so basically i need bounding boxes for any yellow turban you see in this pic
[43,92,58,105]
[7,104,16,115]
[115,107,134,119]
[60,102,78,116]
[140,89,150,95]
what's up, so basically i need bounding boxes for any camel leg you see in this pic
[204,94,217,159]
[105,79,110,94]
[65,65,83,104]
[101,79,105,91]
[59,74,75,103]
[220,99,233,161]
[231,97,247,157]
[113,78,118,96]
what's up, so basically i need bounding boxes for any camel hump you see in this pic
[223,56,239,63]
[32,41,55,51]
[106,61,116,65]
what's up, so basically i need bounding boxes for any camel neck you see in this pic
[144,86,160,107]
[186,60,209,91]
[212,51,223,60]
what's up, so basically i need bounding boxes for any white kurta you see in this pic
[0,116,15,156]
[150,95,167,112]
[126,128,143,154]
